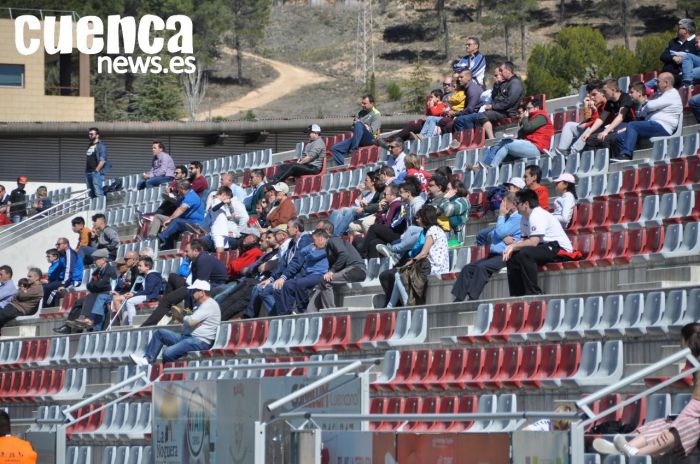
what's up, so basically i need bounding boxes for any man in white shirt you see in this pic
[615,74,683,161]
[384,140,406,176]
[131,279,220,365]
[502,189,576,296]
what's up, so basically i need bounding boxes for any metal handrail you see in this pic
[278,411,581,421]
[162,358,383,374]
[0,190,95,249]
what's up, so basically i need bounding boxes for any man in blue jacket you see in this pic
[245,219,311,318]
[43,237,84,307]
[277,229,330,315]
[451,193,521,301]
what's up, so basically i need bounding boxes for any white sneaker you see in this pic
[613,434,635,456]
[376,244,399,267]
[592,438,620,455]
[130,354,149,366]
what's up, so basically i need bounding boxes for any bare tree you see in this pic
[621,0,630,50]
[181,67,208,121]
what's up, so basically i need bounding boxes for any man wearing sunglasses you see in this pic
[452,36,487,87]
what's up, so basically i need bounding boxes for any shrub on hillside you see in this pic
[525,27,640,99]
[635,31,675,73]
[387,82,402,101]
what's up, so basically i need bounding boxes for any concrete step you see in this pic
[617,281,685,291]
[0,325,37,339]
[343,293,377,309]
[428,324,470,341]
[646,265,700,284]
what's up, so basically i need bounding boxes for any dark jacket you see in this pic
[87,263,118,294]
[660,36,699,80]
[491,75,525,118]
[456,79,486,116]
[247,249,279,280]
[326,237,366,273]
[133,271,163,301]
[192,252,229,285]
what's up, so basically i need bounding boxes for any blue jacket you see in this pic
[47,259,66,283]
[489,212,522,255]
[133,271,164,301]
[63,248,84,286]
[271,233,312,280]
[282,244,328,280]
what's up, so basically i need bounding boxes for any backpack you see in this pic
[103,178,123,194]
[486,185,508,212]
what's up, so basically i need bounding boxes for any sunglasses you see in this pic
[442,82,453,86]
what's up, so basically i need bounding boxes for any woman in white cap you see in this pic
[552,173,577,228]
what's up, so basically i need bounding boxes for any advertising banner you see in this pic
[396,433,510,464]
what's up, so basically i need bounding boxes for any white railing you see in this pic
[0,191,102,249]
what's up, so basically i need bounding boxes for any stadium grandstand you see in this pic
[1,29,700,464]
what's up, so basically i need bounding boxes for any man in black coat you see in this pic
[307,230,367,311]
[659,19,699,86]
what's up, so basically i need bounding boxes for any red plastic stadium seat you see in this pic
[310,315,350,352]
[573,202,593,231]
[486,345,521,389]
[406,396,434,431]
[494,302,529,341]
[503,344,542,389]
[469,346,504,389]
[369,397,388,430]
[340,313,378,351]
[416,349,450,391]
[623,194,643,222]
[637,165,654,192]
[615,169,638,197]
[460,303,511,344]
[406,349,432,391]
[553,112,566,132]
[448,395,477,431]
[591,198,610,228]
[432,395,457,431]
[378,397,404,431]
[448,348,485,390]
[376,350,416,392]
[669,158,688,187]
[621,396,646,431]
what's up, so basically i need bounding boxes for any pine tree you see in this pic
[404,60,431,113]
[131,65,184,121]
[224,0,271,81]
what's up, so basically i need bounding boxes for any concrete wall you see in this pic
[0,19,94,121]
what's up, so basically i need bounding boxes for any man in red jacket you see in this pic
[227,233,264,280]
[470,97,553,170]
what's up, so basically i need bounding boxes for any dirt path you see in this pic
[197,49,331,121]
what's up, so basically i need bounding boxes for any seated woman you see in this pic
[594,323,700,458]
[437,178,471,236]
[328,170,383,236]
[353,184,405,259]
[551,173,577,228]
[382,205,449,307]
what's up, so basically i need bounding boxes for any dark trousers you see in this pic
[0,304,20,332]
[43,280,64,306]
[280,274,323,315]
[451,253,505,301]
[155,200,178,216]
[436,116,455,134]
[355,224,402,258]
[215,278,256,320]
[379,268,397,307]
[141,274,187,326]
[394,120,425,141]
[271,163,320,183]
[506,245,559,296]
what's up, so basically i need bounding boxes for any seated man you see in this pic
[277,231,329,315]
[77,213,120,264]
[503,189,578,296]
[675,35,700,87]
[131,279,220,365]
[614,75,683,161]
[214,231,280,320]
[111,257,163,326]
[69,249,118,330]
[330,95,381,166]
[138,141,175,190]
[244,169,267,215]
[580,78,636,156]
[188,160,209,197]
[472,98,553,170]
[383,139,407,177]
[227,233,264,281]
[148,164,189,218]
[556,81,607,156]
[202,186,250,252]
[307,229,367,311]
[353,183,409,259]
[150,180,205,249]
[245,220,311,318]
[451,61,524,135]
[0,265,17,310]
[141,239,227,326]
[658,19,699,87]
[269,125,326,183]
[452,193,521,301]
[0,267,43,334]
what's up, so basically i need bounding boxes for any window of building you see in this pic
[0,64,24,87]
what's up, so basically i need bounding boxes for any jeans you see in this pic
[453,113,486,132]
[420,116,442,137]
[280,274,323,315]
[138,176,174,190]
[557,122,585,152]
[387,271,409,308]
[246,284,277,318]
[677,52,700,85]
[144,328,213,363]
[330,121,374,166]
[389,225,422,255]
[616,120,670,157]
[476,225,494,246]
[85,171,104,198]
[328,208,358,236]
[451,253,505,301]
[157,218,198,247]
[89,293,112,330]
[690,94,700,124]
[482,138,541,168]
[77,246,98,265]
[11,215,24,224]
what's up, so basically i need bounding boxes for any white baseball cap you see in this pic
[504,177,526,190]
[554,173,576,184]
[187,279,211,292]
[306,124,322,133]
